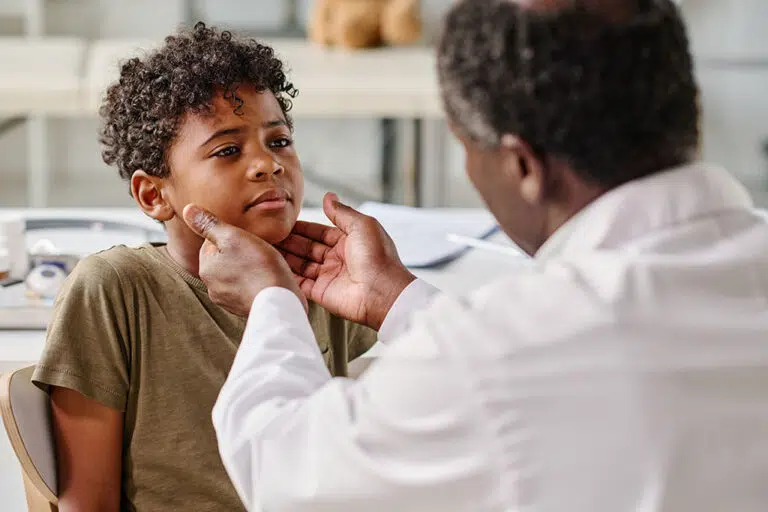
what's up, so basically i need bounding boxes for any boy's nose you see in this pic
[247,161,284,181]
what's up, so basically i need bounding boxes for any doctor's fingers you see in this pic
[323,192,371,235]
[183,204,234,250]
[291,220,343,247]
[295,274,318,297]
[200,239,220,259]
[278,250,322,280]
[278,233,331,263]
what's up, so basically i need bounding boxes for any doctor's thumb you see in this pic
[323,192,365,234]
[183,204,224,247]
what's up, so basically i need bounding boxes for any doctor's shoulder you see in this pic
[429,262,618,352]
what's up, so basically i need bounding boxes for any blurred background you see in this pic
[0,0,766,209]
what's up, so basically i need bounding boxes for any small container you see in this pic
[25,263,68,299]
[0,244,10,282]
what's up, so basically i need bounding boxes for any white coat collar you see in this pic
[535,162,754,261]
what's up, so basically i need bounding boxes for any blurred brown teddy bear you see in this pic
[309,0,422,49]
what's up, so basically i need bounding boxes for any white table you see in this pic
[0,207,522,511]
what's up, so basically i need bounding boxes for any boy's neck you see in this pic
[164,219,205,278]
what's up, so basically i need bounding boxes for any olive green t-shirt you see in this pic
[31,244,377,512]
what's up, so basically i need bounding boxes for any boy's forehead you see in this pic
[173,86,287,147]
[203,86,285,124]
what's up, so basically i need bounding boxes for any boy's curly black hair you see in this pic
[438,0,699,188]
[99,22,298,182]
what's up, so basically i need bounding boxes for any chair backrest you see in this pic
[0,366,58,511]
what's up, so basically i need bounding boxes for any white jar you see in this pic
[0,214,27,279]
[25,263,68,298]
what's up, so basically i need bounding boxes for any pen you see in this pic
[445,233,523,257]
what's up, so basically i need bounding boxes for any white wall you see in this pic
[682,0,768,204]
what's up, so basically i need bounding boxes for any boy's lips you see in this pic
[244,188,291,212]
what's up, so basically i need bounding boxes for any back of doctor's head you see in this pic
[437,0,699,188]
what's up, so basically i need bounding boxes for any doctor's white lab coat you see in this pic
[212,162,768,512]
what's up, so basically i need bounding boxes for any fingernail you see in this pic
[195,211,217,233]
[185,204,217,233]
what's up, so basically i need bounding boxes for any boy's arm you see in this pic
[30,254,133,510]
[51,387,123,512]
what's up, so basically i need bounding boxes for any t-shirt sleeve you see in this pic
[32,254,132,411]
[344,319,379,361]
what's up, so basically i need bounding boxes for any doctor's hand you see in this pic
[278,193,416,331]
[182,204,308,317]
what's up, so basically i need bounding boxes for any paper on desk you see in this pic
[358,202,504,268]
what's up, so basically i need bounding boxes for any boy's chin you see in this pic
[244,223,293,245]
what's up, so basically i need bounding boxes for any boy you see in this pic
[31,23,377,512]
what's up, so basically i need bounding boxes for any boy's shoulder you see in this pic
[66,244,172,291]
[87,243,158,263]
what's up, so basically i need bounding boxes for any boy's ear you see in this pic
[131,170,175,222]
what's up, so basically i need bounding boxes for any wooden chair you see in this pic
[0,366,58,512]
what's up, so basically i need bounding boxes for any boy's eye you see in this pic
[213,146,240,158]
[269,138,293,149]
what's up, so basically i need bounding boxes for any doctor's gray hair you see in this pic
[437,0,699,187]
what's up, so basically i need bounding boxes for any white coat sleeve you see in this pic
[212,284,500,512]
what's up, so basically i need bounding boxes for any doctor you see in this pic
[184,0,768,510]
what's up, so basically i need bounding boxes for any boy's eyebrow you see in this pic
[199,120,287,148]
[200,127,244,148]
[263,119,287,128]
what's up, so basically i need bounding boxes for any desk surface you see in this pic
[0,207,521,369]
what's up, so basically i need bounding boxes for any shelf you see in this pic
[0,37,85,116]
[0,35,441,119]
[83,38,442,119]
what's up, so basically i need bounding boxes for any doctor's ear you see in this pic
[131,170,175,222]
[500,134,546,205]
